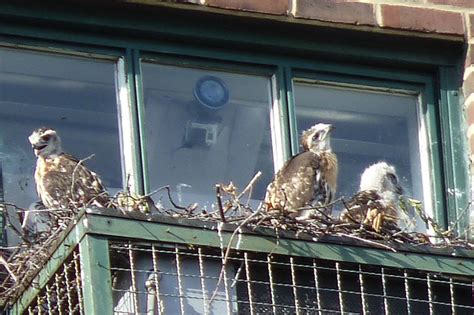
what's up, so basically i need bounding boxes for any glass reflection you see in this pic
[142,63,274,211]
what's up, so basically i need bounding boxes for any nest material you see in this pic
[0,207,78,308]
[1,177,473,308]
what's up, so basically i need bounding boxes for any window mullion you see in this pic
[116,49,144,195]
[270,66,291,171]
[283,66,300,157]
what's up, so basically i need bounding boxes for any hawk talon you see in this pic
[341,162,404,233]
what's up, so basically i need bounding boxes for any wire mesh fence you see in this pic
[109,241,473,315]
[24,249,83,315]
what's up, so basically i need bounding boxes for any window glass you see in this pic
[294,81,428,225]
[142,63,274,211]
[0,48,122,241]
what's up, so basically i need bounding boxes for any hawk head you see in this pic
[28,127,63,157]
[359,162,403,205]
[300,123,335,153]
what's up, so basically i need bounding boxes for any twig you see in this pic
[448,200,472,239]
[208,207,264,306]
[161,186,188,211]
[0,255,17,283]
[70,154,95,199]
[215,185,226,223]
[143,185,170,198]
[236,171,262,200]
[295,197,344,222]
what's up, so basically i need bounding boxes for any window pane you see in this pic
[293,81,428,225]
[142,63,274,210]
[0,48,122,240]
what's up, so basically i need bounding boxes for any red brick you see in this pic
[381,5,464,35]
[294,0,376,26]
[126,0,202,4]
[174,0,200,3]
[469,135,474,156]
[466,96,474,123]
[464,70,474,97]
[465,102,474,156]
[207,0,289,15]
[470,14,474,38]
[469,130,474,155]
[428,0,474,9]
[466,44,474,68]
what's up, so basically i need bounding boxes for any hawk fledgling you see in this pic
[264,123,338,217]
[341,162,403,232]
[29,127,110,209]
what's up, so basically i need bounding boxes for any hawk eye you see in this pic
[42,135,51,142]
[387,173,397,183]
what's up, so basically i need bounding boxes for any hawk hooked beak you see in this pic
[394,183,403,195]
[322,124,335,140]
[32,144,47,156]
[32,144,47,151]
[327,124,335,134]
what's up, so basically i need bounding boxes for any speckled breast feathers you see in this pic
[264,123,338,214]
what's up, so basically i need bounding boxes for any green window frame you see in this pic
[0,2,469,240]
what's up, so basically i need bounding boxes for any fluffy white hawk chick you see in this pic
[29,127,109,209]
[341,162,403,232]
[264,123,338,217]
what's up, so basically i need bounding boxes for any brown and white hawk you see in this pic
[264,123,338,217]
[340,162,403,232]
[28,127,109,210]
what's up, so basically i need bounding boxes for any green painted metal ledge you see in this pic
[82,208,474,275]
[8,207,474,313]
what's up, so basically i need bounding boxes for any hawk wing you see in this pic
[39,154,109,209]
[264,151,328,212]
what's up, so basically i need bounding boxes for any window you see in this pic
[293,79,432,229]
[0,47,122,243]
[140,62,274,210]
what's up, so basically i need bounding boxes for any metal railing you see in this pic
[24,250,83,315]
[109,242,473,314]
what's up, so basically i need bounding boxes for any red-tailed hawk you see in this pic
[341,162,403,232]
[264,123,338,217]
[28,127,109,210]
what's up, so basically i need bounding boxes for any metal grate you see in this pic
[109,241,473,314]
[24,250,83,315]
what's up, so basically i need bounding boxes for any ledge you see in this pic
[83,208,474,276]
